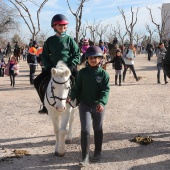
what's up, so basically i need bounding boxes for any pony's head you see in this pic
[50,61,71,112]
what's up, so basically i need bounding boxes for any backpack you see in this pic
[27,53,36,63]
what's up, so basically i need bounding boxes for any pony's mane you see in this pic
[51,61,71,78]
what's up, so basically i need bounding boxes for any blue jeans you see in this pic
[157,63,167,82]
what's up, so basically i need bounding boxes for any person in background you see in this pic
[6,42,12,60]
[106,49,126,86]
[99,40,107,63]
[0,48,6,77]
[36,47,44,72]
[29,39,33,48]
[22,46,27,61]
[5,56,19,87]
[34,14,80,114]
[81,39,90,64]
[123,44,139,82]
[112,37,118,45]
[156,42,168,84]
[14,42,20,61]
[99,40,107,54]
[146,42,154,61]
[67,46,110,167]
[163,40,170,78]
[27,40,38,84]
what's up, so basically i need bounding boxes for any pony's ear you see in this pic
[65,69,71,76]
[51,68,57,77]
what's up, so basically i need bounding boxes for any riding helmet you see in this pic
[85,46,103,58]
[51,14,69,27]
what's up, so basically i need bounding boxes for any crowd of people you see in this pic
[0,12,170,167]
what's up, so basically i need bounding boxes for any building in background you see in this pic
[162,3,170,40]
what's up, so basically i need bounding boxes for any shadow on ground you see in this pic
[0,131,169,169]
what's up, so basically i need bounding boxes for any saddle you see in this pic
[39,76,51,103]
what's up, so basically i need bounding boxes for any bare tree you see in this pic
[110,24,118,38]
[80,24,87,39]
[67,0,89,43]
[105,25,116,43]
[133,32,145,46]
[8,0,48,40]
[86,19,98,43]
[117,23,127,46]
[96,21,109,40]
[37,29,51,45]
[0,0,18,34]
[118,7,139,44]
[147,7,170,42]
[145,24,156,43]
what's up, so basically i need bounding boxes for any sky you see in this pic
[3,0,170,43]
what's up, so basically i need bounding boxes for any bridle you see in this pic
[45,77,77,108]
[46,77,70,107]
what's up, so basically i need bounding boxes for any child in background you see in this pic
[81,39,90,64]
[9,56,19,87]
[67,46,110,167]
[106,49,126,86]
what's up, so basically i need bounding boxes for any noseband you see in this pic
[46,77,70,107]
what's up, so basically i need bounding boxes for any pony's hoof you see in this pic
[58,153,65,157]
[65,139,72,144]
[54,152,59,156]
[55,151,65,157]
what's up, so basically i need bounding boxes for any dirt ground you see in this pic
[0,54,170,170]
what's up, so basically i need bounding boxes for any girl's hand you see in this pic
[66,98,71,103]
[96,104,104,113]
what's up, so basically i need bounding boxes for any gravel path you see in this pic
[0,54,170,170]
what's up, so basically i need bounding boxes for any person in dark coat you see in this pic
[6,42,12,60]
[106,49,126,86]
[67,46,110,167]
[14,42,20,61]
[146,43,154,61]
[163,40,170,78]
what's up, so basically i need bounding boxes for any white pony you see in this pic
[44,61,76,157]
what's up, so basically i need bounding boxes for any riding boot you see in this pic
[115,75,118,85]
[119,75,122,86]
[38,105,48,114]
[157,75,160,84]
[123,70,126,82]
[34,74,50,114]
[79,131,90,167]
[164,74,168,84]
[92,129,103,162]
